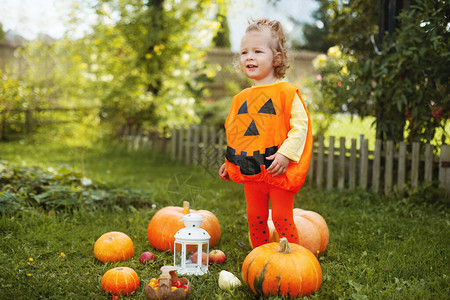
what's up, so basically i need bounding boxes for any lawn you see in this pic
[0,140,449,299]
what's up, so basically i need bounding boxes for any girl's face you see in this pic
[240,29,279,86]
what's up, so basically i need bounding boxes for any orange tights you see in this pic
[244,181,299,248]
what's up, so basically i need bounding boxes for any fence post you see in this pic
[372,139,382,193]
[349,139,357,190]
[397,142,406,193]
[193,125,200,165]
[177,126,184,161]
[411,142,420,190]
[439,145,450,194]
[359,139,369,190]
[359,134,364,173]
[338,137,346,189]
[171,128,177,159]
[385,140,394,194]
[201,126,208,167]
[326,136,335,189]
[424,144,433,183]
[185,126,192,164]
[316,135,324,188]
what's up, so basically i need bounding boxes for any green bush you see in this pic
[0,161,152,213]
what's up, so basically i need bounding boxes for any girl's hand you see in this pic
[219,163,230,181]
[266,153,289,177]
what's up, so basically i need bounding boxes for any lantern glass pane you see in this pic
[202,243,209,265]
[185,243,205,267]
[174,243,183,268]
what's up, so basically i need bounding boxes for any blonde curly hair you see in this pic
[245,18,290,79]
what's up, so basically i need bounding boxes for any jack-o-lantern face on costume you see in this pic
[224,81,313,193]
[225,90,284,175]
[225,82,312,193]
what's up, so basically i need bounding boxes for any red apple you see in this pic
[190,251,208,265]
[139,251,156,264]
[209,249,226,263]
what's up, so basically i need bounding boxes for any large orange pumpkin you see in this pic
[264,208,329,255]
[147,201,221,252]
[242,238,322,298]
[101,267,139,295]
[94,231,134,262]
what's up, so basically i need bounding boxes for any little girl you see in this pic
[219,19,313,248]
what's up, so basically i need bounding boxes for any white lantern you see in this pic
[174,213,210,275]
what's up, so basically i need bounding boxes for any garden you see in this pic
[0,140,449,299]
[1,0,449,299]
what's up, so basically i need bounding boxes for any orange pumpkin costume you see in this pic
[224,81,312,247]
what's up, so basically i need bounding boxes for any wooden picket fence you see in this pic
[0,107,93,140]
[120,124,450,195]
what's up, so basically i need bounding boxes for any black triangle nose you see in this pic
[244,120,259,136]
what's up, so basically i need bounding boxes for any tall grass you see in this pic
[1,140,449,299]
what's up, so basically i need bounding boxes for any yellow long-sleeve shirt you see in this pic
[277,93,309,163]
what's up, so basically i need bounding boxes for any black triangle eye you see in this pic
[238,100,248,114]
[258,98,276,115]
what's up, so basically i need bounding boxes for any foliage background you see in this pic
[1,0,447,148]
[1,0,224,142]
[312,0,449,145]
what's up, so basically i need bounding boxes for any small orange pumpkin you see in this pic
[94,231,134,262]
[147,201,221,252]
[101,267,139,296]
[263,208,329,255]
[242,238,322,298]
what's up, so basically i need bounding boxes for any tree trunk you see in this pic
[146,0,165,95]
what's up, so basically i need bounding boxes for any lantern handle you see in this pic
[183,201,190,214]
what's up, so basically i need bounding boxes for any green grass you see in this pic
[1,140,449,299]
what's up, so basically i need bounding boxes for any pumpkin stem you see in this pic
[183,201,190,214]
[278,237,291,254]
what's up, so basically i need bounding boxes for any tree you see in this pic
[314,0,449,145]
[0,23,5,41]
[291,0,333,53]
[65,0,221,133]
[4,0,221,141]
[212,1,231,49]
